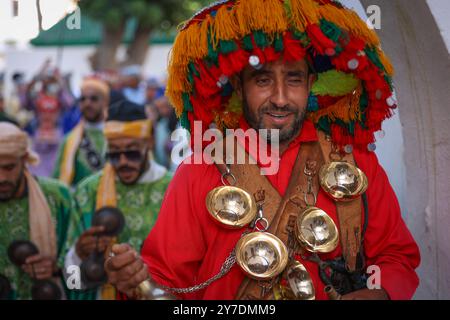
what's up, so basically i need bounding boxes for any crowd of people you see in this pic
[0,61,183,300]
[0,60,179,179]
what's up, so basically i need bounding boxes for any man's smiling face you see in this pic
[234,57,315,143]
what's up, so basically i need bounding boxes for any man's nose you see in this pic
[270,81,289,107]
[119,153,128,166]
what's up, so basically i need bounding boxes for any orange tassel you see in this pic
[235,0,288,37]
[377,46,394,76]
[289,0,320,32]
[311,85,362,123]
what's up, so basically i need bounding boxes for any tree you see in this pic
[77,0,211,71]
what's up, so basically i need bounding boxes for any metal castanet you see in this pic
[235,232,288,281]
[7,240,62,300]
[206,186,257,229]
[81,207,126,287]
[295,207,339,254]
[275,260,315,300]
[319,161,368,202]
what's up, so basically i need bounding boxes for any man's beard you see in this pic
[242,98,306,143]
[0,170,24,202]
[83,107,103,123]
[115,152,149,186]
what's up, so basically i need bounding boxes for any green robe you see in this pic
[53,126,106,186]
[65,162,172,300]
[0,177,73,300]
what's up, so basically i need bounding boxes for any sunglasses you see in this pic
[106,150,143,166]
[80,95,100,103]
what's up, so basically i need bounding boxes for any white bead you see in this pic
[249,55,262,69]
[217,75,229,88]
[375,90,382,100]
[367,143,377,152]
[344,144,353,154]
[347,59,359,70]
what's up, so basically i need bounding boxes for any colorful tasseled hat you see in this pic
[166,0,397,150]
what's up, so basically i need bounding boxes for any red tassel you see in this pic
[194,62,222,98]
[307,25,336,56]
[283,32,307,62]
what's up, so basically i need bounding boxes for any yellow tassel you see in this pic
[167,90,184,117]
[211,5,240,48]
[311,84,362,123]
[235,0,288,37]
[377,47,394,76]
[346,10,380,46]
[317,4,380,46]
[290,0,320,32]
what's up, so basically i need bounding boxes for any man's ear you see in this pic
[230,74,243,100]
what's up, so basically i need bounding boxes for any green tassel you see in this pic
[207,33,219,64]
[273,33,284,52]
[318,117,331,134]
[253,30,269,48]
[180,111,190,131]
[320,19,341,42]
[243,35,254,51]
[320,19,343,54]
[219,40,238,55]
[182,92,193,112]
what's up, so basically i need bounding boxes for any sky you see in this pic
[0,0,76,47]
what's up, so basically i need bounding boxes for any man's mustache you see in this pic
[0,182,14,188]
[117,166,137,172]
[259,104,298,114]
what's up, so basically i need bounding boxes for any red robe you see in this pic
[141,119,420,300]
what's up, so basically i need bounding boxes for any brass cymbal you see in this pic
[295,207,339,254]
[206,186,257,229]
[235,232,289,281]
[276,260,315,300]
[319,161,368,201]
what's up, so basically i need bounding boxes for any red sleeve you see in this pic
[140,161,218,299]
[356,150,420,300]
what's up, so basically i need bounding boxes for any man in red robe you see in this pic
[104,0,420,300]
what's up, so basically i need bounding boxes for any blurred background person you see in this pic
[53,78,110,187]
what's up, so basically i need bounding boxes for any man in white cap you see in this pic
[0,122,73,299]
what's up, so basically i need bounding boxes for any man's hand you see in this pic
[22,254,57,280]
[105,243,149,298]
[341,288,390,300]
[76,226,113,260]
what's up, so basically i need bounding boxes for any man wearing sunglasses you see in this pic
[63,99,172,300]
[53,78,109,187]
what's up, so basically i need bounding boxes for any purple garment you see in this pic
[28,129,63,178]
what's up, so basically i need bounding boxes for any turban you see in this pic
[0,122,57,261]
[81,78,110,99]
[104,99,152,140]
[166,0,397,151]
[0,122,39,164]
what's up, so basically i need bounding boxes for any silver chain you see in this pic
[158,248,237,294]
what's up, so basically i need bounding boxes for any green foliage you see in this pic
[78,0,213,30]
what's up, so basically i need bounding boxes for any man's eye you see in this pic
[256,78,271,86]
[288,78,304,85]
